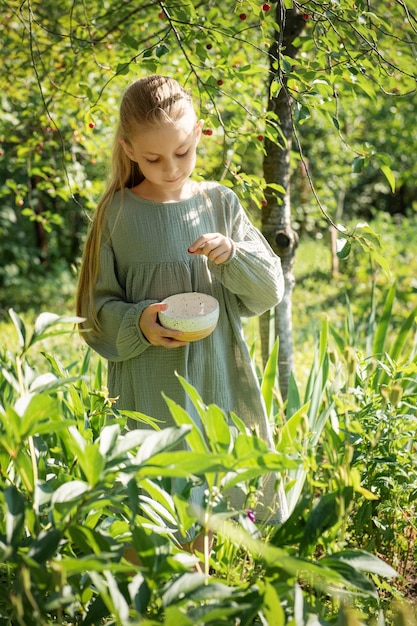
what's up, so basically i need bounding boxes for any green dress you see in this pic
[84,182,288,524]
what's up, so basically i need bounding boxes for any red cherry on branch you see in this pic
[262,3,271,11]
[203,129,213,136]
[239,13,247,20]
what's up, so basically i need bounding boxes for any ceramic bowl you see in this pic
[158,292,219,342]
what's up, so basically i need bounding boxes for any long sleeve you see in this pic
[208,193,284,316]
[82,243,155,362]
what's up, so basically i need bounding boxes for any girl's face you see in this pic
[120,111,203,201]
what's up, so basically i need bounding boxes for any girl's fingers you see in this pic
[139,303,189,348]
[188,234,232,263]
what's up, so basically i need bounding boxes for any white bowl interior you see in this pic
[162,292,218,319]
[159,292,219,334]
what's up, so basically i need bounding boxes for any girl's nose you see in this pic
[164,159,177,175]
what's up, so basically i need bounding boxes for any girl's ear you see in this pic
[195,119,204,143]
[119,139,135,161]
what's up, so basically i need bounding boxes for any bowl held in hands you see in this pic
[158,292,219,342]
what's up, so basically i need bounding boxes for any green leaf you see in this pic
[27,528,62,563]
[4,485,25,547]
[352,156,366,173]
[122,35,139,50]
[262,581,286,625]
[389,304,417,363]
[267,182,286,194]
[162,573,210,607]
[29,373,83,394]
[229,411,247,435]
[353,222,382,248]
[299,488,354,556]
[203,404,231,453]
[8,308,26,350]
[140,478,177,521]
[336,238,351,260]
[319,316,329,365]
[14,448,35,494]
[51,480,90,504]
[318,558,377,598]
[129,571,152,616]
[105,570,130,622]
[116,62,130,75]
[99,424,120,457]
[33,311,60,337]
[29,314,84,347]
[279,403,308,451]
[66,524,110,555]
[325,549,398,578]
[140,494,178,527]
[367,247,391,277]
[163,391,209,454]
[380,164,396,192]
[307,349,329,430]
[78,443,105,487]
[373,282,396,358]
[111,429,156,459]
[270,79,281,98]
[59,555,129,576]
[139,450,231,478]
[377,303,417,388]
[135,425,191,464]
[261,336,279,419]
[155,44,169,58]
[163,607,194,625]
[19,393,63,438]
[280,55,293,73]
[286,371,301,418]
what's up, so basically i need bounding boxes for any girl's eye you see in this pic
[144,149,189,164]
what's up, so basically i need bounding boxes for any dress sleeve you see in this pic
[208,193,284,316]
[81,243,155,362]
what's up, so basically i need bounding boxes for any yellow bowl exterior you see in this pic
[176,322,218,342]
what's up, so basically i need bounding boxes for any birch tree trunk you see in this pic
[260,7,306,400]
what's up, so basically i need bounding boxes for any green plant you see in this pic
[0,308,405,625]
[306,282,417,615]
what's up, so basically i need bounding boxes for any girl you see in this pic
[76,74,288,533]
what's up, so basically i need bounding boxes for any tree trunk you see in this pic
[261,7,306,400]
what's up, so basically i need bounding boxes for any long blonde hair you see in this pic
[76,75,194,331]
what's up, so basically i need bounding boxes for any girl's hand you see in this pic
[139,303,189,348]
[188,233,233,265]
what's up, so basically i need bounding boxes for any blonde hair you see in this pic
[76,75,195,331]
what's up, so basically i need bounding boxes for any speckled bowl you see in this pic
[158,292,219,342]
